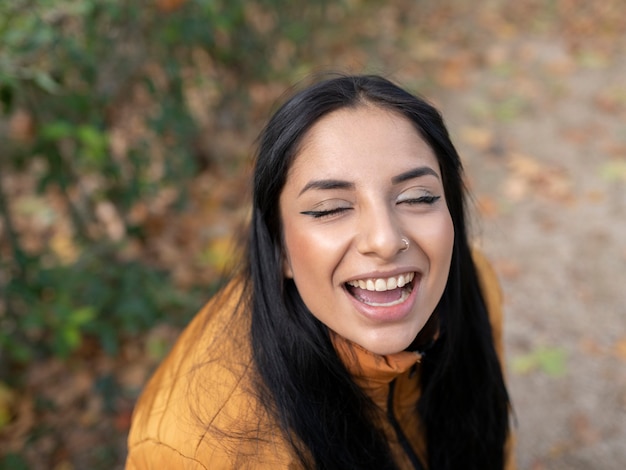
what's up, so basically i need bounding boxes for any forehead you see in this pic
[287,105,439,181]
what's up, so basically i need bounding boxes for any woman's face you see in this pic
[279,105,454,355]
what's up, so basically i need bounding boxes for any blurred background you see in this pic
[1,0,625,468]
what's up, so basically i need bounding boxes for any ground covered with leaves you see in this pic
[1,1,625,468]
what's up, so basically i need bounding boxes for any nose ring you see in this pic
[400,238,409,252]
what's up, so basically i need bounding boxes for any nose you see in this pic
[355,205,406,259]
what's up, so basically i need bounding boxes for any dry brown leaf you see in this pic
[0,394,35,452]
[459,126,495,152]
[0,383,16,431]
[585,190,606,203]
[560,126,599,144]
[203,235,239,272]
[50,232,79,264]
[602,143,626,159]
[530,461,547,470]
[53,460,73,470]
[493,258,521,280]
[437,54,474,90]
[569,412,601,445]
[508,153,543,178]
[155,0,187,13]
[578,337,606,356]
[612,337,626,361]
[114,408,134,432]
[95,201,126,241]
[8,108,36,143]
[505,153,574,203]
[502,175,529,201]
[476,195,500,218]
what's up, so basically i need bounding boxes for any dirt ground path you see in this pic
[339,1,626,467]
[423,18,626,470]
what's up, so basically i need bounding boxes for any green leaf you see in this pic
[511,346,567,377]
[599,161,626,183]
[41,121,74,140]
[537,348,567,376]
[69,306,96,326]
[77,125,107,164]
[33,72,60,94]
[55,325,82,357]
[0,453,30,470]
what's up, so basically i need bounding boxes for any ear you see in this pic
[282,252,294,279]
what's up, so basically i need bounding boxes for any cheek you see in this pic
[419,212,455,274]
[282,221,348,286]
[438,216,455,268]
[282,222,319,280]
[442,214,455,255]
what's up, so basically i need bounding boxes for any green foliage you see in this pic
[0,0,334,367]
[511,346,568,377]
[0,452,30,470]
[1,245,203,362]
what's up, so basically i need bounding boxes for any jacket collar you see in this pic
[330,331,423,392]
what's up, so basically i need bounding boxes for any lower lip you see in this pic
[344,279,420,323]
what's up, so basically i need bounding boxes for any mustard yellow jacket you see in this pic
[126,251,515,469]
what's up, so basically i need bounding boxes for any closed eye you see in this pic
[398,195,441,205]
[300,207,353,219]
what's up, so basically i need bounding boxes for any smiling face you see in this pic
[279,105,455,355]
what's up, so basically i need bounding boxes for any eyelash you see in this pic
[300,195,441,219]
[300,207,352,219]
[399,195,441,205]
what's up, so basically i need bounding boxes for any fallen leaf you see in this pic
[53,460,73,470]
[8,109,36,143]
[576,49,610,69]
[95,201,126,241]
[114,408,133,432]
[437,54,474,90]
[460,126,495,152]
[599,160,626,183]
[599,86,626,108]
[505,153,573,203]
[202,235,239,272]
[585,190,605,203]
[155,0,187,13]
[476,195,500,218]
[0,383,16,431]
[493,258,521,280]
[511,346,567,376]
[50,232,79,265]
[569,412,601,445]
[578,337,606,356]
[612,337,626,362]
[602,143,626,159]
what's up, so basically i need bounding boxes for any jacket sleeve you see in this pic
[472,249,517,470]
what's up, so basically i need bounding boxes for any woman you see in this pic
[127,75,514,469]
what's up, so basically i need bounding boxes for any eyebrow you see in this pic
[391,166,440,184]
[298,179,355,196]
[298,166,440,197]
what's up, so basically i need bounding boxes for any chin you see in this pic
[365,318,432,355]
[359,335,417,356]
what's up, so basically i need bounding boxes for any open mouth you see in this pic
[345,272,416,307]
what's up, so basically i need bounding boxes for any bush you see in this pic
[0,0,334,366]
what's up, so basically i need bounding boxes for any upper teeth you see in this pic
[346,272,415,292]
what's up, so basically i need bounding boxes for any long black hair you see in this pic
[245,75,510,469]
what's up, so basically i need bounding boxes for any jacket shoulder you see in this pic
[472,248,505,355]
[471,248,517,469]
[126,280,296,468]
